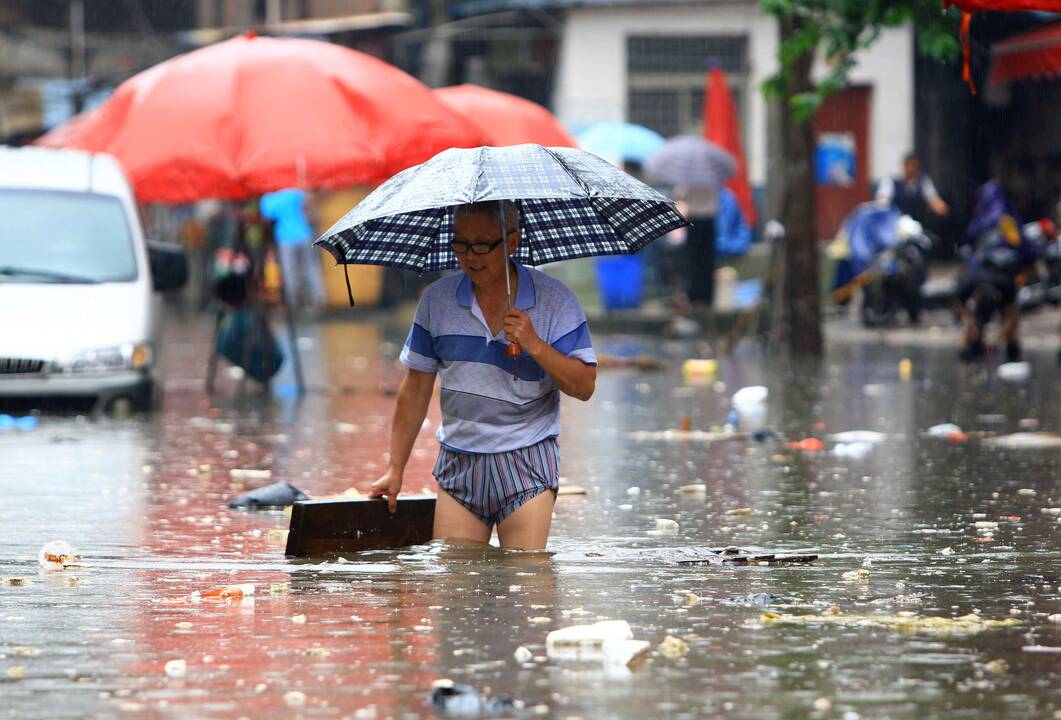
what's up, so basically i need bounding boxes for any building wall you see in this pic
[554,2,913,188]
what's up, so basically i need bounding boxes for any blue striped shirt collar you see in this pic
[456,261,536,311]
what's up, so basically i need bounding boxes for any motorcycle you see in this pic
[860,216,932,327]
[830,204,932,327]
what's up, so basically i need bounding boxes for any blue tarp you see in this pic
[715,188,752,257]
[844,204,900,276]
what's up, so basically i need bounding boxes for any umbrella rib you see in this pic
[540,146,592,199]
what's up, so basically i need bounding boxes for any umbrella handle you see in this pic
[506,341,521,380]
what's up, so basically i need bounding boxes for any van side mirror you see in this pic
[147,241,188,292]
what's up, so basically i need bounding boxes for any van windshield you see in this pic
[0,190,137,284]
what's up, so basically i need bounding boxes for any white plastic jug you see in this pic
[731,386,768,432]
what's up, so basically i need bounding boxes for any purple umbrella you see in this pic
[644,135,736,190]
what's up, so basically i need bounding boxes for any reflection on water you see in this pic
[0,315,1059,718]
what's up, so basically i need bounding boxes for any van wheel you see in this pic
[131,381,161,413]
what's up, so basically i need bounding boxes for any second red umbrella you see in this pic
[433,84,576,148]
[37,34,486,202]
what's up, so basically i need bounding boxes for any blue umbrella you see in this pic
[315,144,687,277]
[575,122,665,164]
[644,135,736,190]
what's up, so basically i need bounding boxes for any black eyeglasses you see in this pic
[450,231,514,256]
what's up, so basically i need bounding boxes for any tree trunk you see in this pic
[777,15,823,356]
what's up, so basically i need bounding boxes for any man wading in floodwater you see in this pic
[368,201,597,550]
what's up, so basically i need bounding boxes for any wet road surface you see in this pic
[1,306,1059,719]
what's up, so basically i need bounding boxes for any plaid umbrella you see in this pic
[315,144,687,276]
[644,135,736,191]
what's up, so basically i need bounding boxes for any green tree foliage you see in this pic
[762,0,961,120]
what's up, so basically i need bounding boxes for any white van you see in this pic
[0,146,186,411]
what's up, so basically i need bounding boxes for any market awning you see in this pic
[990,21,1061,85]
[945,0,1061,9]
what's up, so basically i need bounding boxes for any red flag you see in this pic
[703,67,757,226]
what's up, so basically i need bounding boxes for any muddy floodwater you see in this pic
[2,311,1059,719]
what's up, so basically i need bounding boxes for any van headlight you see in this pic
[57,343,154,374]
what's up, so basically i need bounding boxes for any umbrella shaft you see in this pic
[498,199,520,379]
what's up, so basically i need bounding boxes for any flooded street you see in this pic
[2,308,1059,719]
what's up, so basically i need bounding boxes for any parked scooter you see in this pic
[829,204,932,327]
[860,215,932,327]
[1021,220,1061,307]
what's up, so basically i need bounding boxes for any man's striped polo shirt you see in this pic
[399,262,596,454]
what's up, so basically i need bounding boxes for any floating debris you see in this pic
[546,620,633,661]
[513,646,533,663]
[164,659,187,678]
[229,468,272,480]
[787,438,824,453]
[985,433,1061,449]
[630,430,739,442]
[602,638,650,669]
[38,541,79,570]
[655,518,679,533]
[997,361,1031,382]
[833,441,874,460]
[830,431,887,444]
[980,658,1009,674]
[658,635,689,658]
[724,593,796,607]
[430,683,515,718]
[557,485,587,496]
[228,480,308,509]
[675,547,818,566]
[198,584,254,602]
[680,483,707,495]
[761,611,1021,636]
[283,691,307,708]
[926,423,966,443]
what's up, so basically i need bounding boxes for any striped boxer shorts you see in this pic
[432,437,560,527]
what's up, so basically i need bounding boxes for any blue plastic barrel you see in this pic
[596,255,644,310]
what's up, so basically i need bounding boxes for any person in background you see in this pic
[675,184,722,309]
[259,187,326,309]
[957,181,1039,362]
[876,152,949,224]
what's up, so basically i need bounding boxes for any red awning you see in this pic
[990,22,1061,86]
[945,0,1061,10]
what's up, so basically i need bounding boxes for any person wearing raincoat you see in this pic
[369,201,597,550]
[957,180,1039,362]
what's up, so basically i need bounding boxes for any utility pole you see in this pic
[265,0,282,25]
[68,0,87,112]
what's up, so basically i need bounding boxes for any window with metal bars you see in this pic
[626,35,747,138]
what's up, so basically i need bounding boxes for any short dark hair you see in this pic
[454,200,519,233]
[903,152,919,165]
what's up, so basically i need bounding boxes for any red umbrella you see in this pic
[702,67,756,226]
[36,33,485,202]
[433,84,577,148]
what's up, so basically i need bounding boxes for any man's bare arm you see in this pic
[369,369,436,511]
